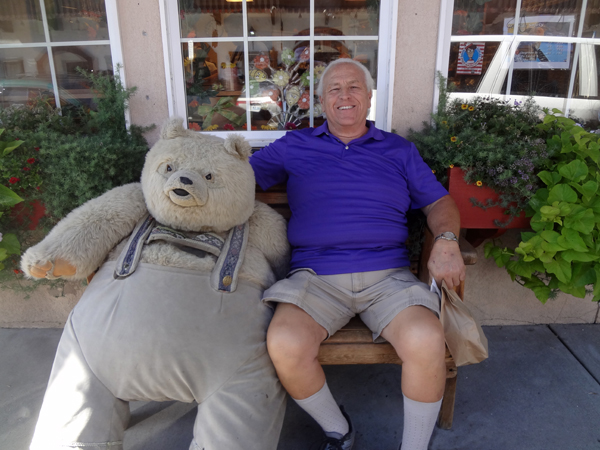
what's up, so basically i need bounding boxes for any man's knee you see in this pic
[266,304,324,366]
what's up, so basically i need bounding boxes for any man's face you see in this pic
[319,63,372,133]
[466,47,474,58]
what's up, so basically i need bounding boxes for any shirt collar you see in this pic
[311,120,385,142]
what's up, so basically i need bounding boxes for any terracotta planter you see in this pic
[448,167,530,229]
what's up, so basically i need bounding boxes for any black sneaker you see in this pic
[319,405,355,450]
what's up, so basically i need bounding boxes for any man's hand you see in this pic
[421,195,465,289]
[427,239,465,289]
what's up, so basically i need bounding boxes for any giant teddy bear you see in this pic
[21,118,290,450]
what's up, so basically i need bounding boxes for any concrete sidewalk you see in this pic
[1,324,599,450]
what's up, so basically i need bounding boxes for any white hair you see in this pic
[316,59,375,97]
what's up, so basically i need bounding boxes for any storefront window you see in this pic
[173,0,384,135]
[0,0,115,110]
[445,0,600,124]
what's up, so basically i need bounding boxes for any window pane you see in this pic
[180,1,243,39]
[184,42,248,131]
[53,44,113,109]
[571,43,600,124]
[248,0,310,37]
[314,0,379,36]
[582,2,600,38]
[453,0,518,35]
[448,41,509,94]
[45,0,110,42]
[517,0,583,38]
[509,40,575,97]
[0,0,45,43]
[0,47,52,108]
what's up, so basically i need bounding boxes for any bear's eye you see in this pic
[205,174,212,181]
[166,165,172,172]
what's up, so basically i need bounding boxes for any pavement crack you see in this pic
[548,324,600,386]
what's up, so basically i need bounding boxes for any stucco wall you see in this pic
[117,0,169,146]
[391,0,441,138]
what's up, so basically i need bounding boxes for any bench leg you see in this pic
[437,375,457,429]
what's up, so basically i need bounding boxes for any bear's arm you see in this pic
[21,183,147,281]
[248,201,290,281]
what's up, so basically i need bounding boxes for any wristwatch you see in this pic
[434,231,458,243]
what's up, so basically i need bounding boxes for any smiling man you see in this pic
[250,59,465,450]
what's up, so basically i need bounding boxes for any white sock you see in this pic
[293,382,349,437]
[401,394,442,450]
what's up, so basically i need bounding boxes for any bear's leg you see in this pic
[189,348,287,450]
[30,315,130,450]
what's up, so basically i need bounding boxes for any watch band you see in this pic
[434,231,458,242]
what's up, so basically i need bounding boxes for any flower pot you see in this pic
[448,167,530,229]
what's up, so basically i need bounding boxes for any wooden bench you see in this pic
[256,183,477,430]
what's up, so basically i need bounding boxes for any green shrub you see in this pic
[485,110,600,303]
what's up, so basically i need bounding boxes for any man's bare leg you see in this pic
[267,303,350,438]
[381,305,446,450]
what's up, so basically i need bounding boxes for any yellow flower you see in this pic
[476,181,483,187]
[450,136,457,142]
[432,169,436,174]
[441,121,447,125]
[461,104,468,110]
[205,124,218,131]
[468,106,475,111]
[261,125,278,130]
[449,164,454,168]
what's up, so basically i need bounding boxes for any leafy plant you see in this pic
[0,129,25,270]
[485,110,600,303]
[197,97,247,130]
[408,73,550,223]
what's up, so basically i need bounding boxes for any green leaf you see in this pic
[197,105,213,116]
[557,281,587,298]
[543,256,572,283]
[0,184,24,208]
[521,231,537,242]
[594,266,600,300]
[506,259,535,278]
[585,141,600,162]
[0,248,6,262]
[564,208,595,234]
[571,180,598,201]
[561,250,597,262]
[583,196,600,213]
[561,228,589,252]
[538,171,554,186]
[548,184,578,203]
[571,263,596,287]
[0,233,20,256]
[559,159,588,182]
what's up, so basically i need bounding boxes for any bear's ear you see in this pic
[224,134,252,160]
[160,117,191,140]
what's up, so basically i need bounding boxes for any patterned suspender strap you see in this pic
[114,214,156,279]
[146,225,224,257]
[210,222,249,293]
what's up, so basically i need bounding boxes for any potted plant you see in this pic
[485,111,600,303]
[408,74,550,232]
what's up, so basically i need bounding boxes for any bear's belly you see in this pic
[70,262,273,403]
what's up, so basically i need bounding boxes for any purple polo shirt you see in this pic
[250,121,448,275]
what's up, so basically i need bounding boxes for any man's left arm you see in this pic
[421,195,466,289]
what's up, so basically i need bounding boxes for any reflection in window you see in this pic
[0,0,113,111]
[447,0,600,123]
[178,0,380,132]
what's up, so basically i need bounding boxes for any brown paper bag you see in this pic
[440,281,489,366]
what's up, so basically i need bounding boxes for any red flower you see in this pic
[9,177,20,184]
[13,269,20,274]
[285,122,297,130]
[189,122,201,131]
[34,147,40,151]
[223,124,235,131]
[189,100,199,108]
[36,186,40,190]
[298,92,311,109]
[14,138,20,141]
[27,158,36,164]
[23,167,30,171]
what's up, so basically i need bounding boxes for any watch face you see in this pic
[443,232,456,239]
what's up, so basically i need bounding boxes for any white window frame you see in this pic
[161,0,397,147]
[0,0,125,120]
[435,0,600,118]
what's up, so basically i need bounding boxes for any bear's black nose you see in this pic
[180,177,193,185]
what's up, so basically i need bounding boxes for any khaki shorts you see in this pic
[262,267,440,341]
